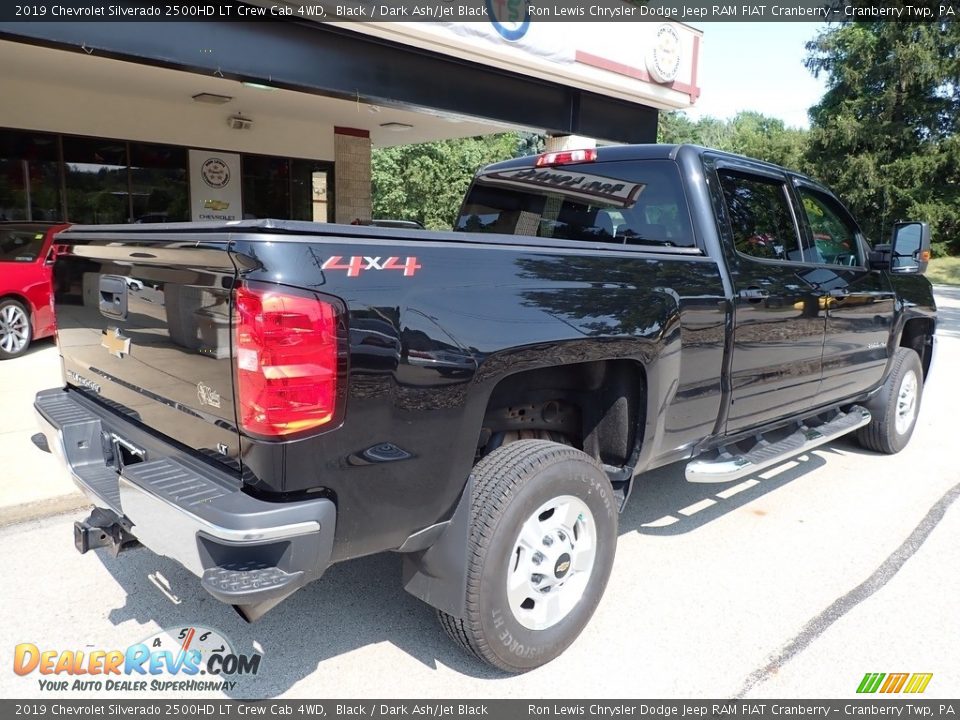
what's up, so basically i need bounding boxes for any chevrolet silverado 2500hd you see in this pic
[33,145,936,672]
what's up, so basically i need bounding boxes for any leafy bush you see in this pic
[930,241,951,259]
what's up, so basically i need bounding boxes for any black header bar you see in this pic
[1,0,956,22]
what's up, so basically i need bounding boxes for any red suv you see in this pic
[0,222,69,359]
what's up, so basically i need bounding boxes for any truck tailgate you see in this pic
[53,231,240,475]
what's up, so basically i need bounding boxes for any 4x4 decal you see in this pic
[321,256,421,277]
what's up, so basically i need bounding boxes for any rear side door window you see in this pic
[795,186,864,267]
[716,170,803,262]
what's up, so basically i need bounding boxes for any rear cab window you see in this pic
[456,159,696,249]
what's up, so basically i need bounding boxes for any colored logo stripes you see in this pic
[857,672,933,694]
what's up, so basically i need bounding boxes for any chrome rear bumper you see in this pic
[34,387,336,612]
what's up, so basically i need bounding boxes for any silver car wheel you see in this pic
[895,369,918,436]
[506,494,597,631]
[0,304,29,354]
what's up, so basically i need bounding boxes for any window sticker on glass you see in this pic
[482,167,646,207]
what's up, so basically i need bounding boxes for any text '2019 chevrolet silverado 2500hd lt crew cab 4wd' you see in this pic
[33,145,936,672]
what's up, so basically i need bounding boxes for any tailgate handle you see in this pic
[99,275,129,320]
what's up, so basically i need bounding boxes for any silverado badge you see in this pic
[101,327,131,359]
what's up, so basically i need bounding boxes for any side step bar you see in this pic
[685,406,871,483]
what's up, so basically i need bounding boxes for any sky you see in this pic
[683,23,830,129]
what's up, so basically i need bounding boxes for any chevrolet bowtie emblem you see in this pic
[101,327,131,359]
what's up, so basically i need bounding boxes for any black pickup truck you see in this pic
[33,144,936,672]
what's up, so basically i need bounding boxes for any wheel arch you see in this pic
[898,316,935,380]
[475,358,648,472]
[0,292,33,312]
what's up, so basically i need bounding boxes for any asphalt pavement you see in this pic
[1,289,958,699]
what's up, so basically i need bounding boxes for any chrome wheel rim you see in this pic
[895,370,918,436]
[506,495,596,631]
[0,305,28,354]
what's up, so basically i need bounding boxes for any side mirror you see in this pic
[889,221,931,274]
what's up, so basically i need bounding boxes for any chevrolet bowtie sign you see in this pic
[101,327,131,359]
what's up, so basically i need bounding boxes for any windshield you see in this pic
[456,159,695,248]
[0,227,46,263]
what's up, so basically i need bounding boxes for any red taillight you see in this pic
[535,148,598,167]
[234,284,341,437]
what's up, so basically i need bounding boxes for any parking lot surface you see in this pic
[1,289,958,699]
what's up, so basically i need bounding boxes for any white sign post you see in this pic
[188,150,242,222]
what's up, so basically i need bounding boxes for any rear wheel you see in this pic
[856,347,923,454]
[438,439,617,672]
[0,299,31,359]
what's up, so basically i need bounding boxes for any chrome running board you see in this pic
[685,406,872,483]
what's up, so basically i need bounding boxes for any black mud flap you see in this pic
[400,477,471,618]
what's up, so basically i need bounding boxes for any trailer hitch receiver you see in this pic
[74,507,138,556]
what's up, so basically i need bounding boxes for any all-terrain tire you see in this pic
[437,440,617,672]
[856,347,923,454]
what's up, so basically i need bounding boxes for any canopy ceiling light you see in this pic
[192,92,233,105]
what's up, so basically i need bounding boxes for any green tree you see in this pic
[656,111,701,144]
[804,20,960,251]
[371,133,522,230]
[726,112,808,171]
[515,132,547,157]
[658,111,808,170]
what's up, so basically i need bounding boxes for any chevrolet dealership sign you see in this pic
[260,1,702,110]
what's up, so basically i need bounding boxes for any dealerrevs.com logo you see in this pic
[13,626,261,693]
